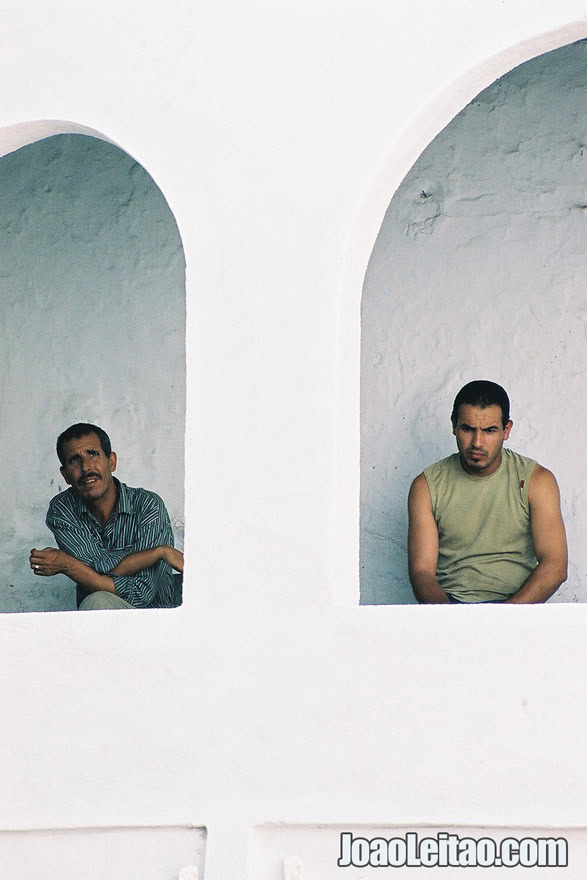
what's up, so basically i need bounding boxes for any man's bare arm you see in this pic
[112,546,184,575]
[504,465,568,604]
[408,474,450,604]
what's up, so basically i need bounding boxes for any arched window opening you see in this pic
[0,132,185,612]
[360,40,585,604]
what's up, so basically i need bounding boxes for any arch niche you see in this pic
[0,122,185,612]
[357,35,586,605]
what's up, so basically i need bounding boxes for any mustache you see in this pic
[79,472,100,481]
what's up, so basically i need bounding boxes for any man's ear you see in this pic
[109,452,117,473]
[503,420,513,441]
[451,418,457,436]
[59,465,72,486]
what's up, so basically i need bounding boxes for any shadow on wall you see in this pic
[0,133,185,612]
[360,39,586,605]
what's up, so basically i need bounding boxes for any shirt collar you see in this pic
[115,479,133,514]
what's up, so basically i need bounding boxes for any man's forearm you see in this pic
[410,571,451,604]
[111,547,164,576]
[61,555,116,594]
[110,546,183,576]
[504,561,567,604]
[70,546,172,587]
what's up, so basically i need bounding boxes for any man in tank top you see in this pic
[408,381,567,603]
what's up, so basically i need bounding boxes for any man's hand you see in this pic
[162,546,184,573]
[30,547,116,594]
[30,547,69,576]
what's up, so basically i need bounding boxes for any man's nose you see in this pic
[472,430,483,446]
[80,455,92,471]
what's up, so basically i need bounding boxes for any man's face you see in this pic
[60,432,117,503]
[452,403,512,477]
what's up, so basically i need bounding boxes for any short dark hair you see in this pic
[56,423,112,465]
[451,381,510,428]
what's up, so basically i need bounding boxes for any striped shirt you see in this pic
[46,479,176,608]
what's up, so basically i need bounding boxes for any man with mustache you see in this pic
[408,381,567,604]
[30,423,183,609]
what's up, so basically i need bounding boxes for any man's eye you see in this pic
[89,450,99,456]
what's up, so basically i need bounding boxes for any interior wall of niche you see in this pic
[0,133,185,612]
[360,39,586,605]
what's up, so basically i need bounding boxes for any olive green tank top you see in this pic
[423,449,537,602]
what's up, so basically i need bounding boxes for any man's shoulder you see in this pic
[526,460,560,500]
[46,487,86,533]
[503,448,536,468]
[117,482,169,515]
[410,456,460,519]
[422,453,460,481]
[47,487,77,516]
[502,448,537,482]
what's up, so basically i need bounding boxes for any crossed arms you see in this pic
[30,544,183,593]
[408,464,568,604]
[30,492,183,606]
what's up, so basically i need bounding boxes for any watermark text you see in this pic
[337,831,568,868]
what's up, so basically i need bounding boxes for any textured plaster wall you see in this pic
[361,41,586,605]
[0,134,185,611]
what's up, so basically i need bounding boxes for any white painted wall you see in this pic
[0,134,185,611]
[361,40,586,605]
[0,3,586,879]
[0,826,205,880]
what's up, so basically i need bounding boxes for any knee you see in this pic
[79,591,131,610]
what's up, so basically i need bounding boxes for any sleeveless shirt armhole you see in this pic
[510,452,537,512]
[523,458,537,510]
[423,469,437,518]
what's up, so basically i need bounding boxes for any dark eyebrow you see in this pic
[459,423,499,430]
[67,447,100,462]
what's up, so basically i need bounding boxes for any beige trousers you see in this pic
[79,591,135,610]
